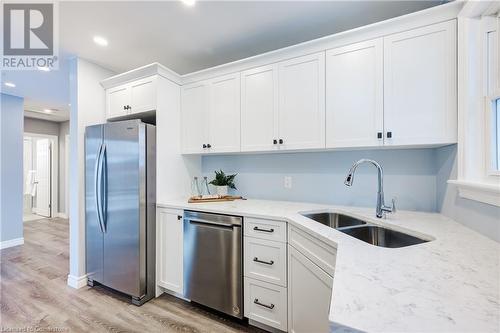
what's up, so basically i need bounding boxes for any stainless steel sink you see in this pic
[340,225,428,248]
[301,212,366,229]
[301,211,429,248]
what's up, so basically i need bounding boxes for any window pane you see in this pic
[497,98,500,170]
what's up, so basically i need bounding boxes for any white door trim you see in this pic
[24,132,59,218]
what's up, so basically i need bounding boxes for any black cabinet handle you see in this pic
[207,144,212,148]
[279,139,283,144]
[253,257,274,265]
[254,299,274,310]
[202,144,207,148]
[377,132,382,139]
[273,139,277,145]
[387,131,392,139]
[177,215,182,220]
[123,105,127,110]
[253,226,274,233]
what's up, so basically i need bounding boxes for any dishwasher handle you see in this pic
[187,218,240,228]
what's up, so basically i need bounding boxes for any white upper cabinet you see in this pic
[383,20,457,146]
[278,52,326,150]
[182,73,241,154]
[241,65,279,152]
[181,81,210,154]
[130,76,157,114]
[105,75,158,120]
[326,38,384,148]
[208,73,241,153]
[107,84,130,119]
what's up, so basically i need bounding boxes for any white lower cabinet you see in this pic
[156,208,184,295]
[244,237,287,287]
[287,244,333,333]
[244,278,288,331]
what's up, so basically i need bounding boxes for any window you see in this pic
[492,97,500,172]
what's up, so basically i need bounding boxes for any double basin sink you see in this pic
[301,212,428,248]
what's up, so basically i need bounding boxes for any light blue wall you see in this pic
[202,148,438,212]
[0,93,24,242]
[435,145,500,242]
[202,145,500,241]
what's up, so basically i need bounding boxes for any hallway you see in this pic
[0,217,261,333]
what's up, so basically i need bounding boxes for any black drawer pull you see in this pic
[253,257,274,265]
[253,226,274,233]
[254,298,274,310]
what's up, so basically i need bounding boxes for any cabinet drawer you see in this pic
[289,225,336,276]
[244,237,287,287]
[244,278,287,331]
[244,217,286,242]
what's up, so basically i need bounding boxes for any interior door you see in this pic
[103,120,144,298]
[23,137,33,213]
[35,138,51,217]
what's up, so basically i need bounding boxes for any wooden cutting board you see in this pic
[188,195,244,203]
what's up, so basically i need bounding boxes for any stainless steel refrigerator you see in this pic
[85,119,156,305]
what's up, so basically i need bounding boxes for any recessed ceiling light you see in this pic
[43,109,54,113]
[38,66,50,72]
[93,36,108,47]
[4,82,16,88]
[181,0,196,6]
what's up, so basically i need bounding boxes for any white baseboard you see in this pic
[67,274,88,289]
[57,212,69,219]
[0,237,24,250]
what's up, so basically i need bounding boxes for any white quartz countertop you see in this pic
[157,198,500,332]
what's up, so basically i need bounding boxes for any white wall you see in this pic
[157,77,201,202]
[68,58,114,288]
[24,117,60,137]
[0,93,24,245]
[59,121,69,214]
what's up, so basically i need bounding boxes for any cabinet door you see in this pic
[278,52,325,150]
[326,39,384,148]
[288,245,333,333]
[130,76,157,114]
[157,208,183,295]
[106,84,130,119]
[208,73,241,153]
[181,82,209,154]
[241,65,279,152]
[383,20,457,146]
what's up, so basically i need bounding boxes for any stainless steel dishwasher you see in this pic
[183,210,243,319]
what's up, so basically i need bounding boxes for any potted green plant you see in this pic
[209,170,237,196]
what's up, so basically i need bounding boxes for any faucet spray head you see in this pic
[344,173,354,186]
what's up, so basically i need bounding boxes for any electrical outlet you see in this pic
[284,176,293,189]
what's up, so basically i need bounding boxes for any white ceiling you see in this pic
[1,55,71,122]
[60,1,447,75]
[1,0,447,122]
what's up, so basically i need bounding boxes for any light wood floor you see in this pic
[0,218,264,333]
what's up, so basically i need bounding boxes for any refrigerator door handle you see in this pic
[100,144,107,232]
[95,144,105,233]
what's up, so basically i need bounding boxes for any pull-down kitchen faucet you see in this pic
[344,159,396,218]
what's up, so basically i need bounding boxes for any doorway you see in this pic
[23,133,58,221]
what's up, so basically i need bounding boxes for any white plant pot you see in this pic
[216,186,228,196]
